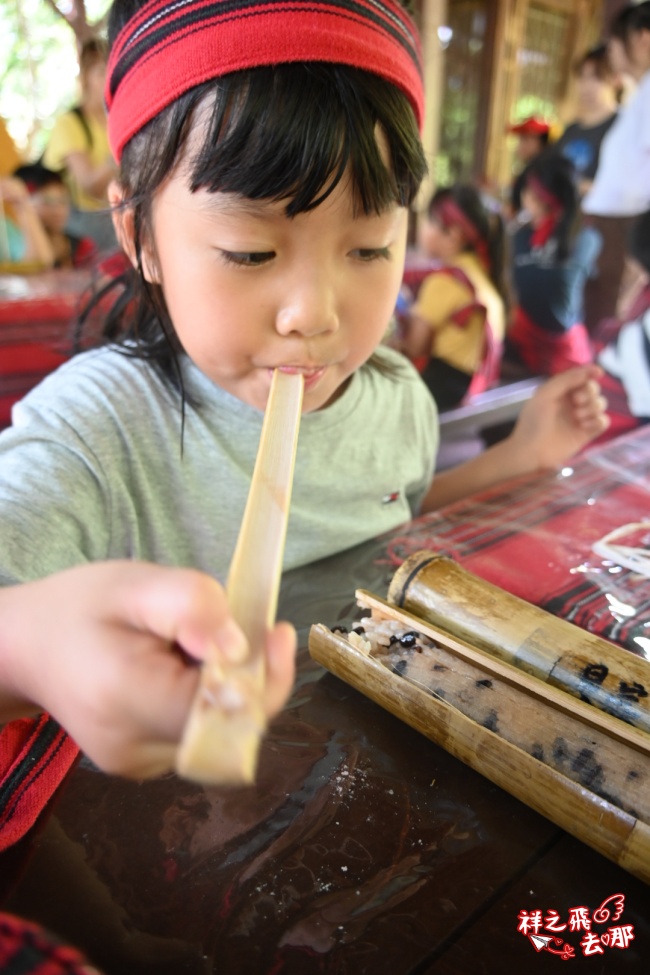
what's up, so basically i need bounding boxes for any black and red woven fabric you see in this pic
[0,716,79,854]
[0,912,98,974]
[106,0,424,160]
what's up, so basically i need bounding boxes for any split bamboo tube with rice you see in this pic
[308,551,650,883]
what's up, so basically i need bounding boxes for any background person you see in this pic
[42,38,118,255]
[506,116,551,218]
[504,153,600,376]
[597,207,650,435]
[0,175,54,268]
[581,2,650,332]
[554,45,619,198]
[399,184,506,410]
[13,162,97,269]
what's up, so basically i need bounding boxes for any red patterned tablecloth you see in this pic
[373,426,650,654]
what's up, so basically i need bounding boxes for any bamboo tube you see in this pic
[309,622,650,885]
[387,551,650,733]
[350,598,650,822]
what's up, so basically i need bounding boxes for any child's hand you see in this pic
[510,365,610,470]
[0,177,31,207]
[0,562,296,779]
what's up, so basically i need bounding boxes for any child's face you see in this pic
[515,134,543,163]
[82,59,108,109]
[418,215,462,262]
[32,183,71,234]
[145,168,408,413]
[575,63,614,110]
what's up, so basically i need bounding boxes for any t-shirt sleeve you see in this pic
[42,113,88,172]
[0,407,110,585]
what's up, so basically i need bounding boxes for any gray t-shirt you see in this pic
[0,345,437,585]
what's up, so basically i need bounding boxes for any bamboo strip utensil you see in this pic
[176,370,304,784]
[388,551,650,733]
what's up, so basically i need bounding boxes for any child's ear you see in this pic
[108,179,160,283]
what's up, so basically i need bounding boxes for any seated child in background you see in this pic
[504,153,600,377]
[0,175,54,268]
[597,208,650,436]
[13,163,97,269]
[399,184,506,410]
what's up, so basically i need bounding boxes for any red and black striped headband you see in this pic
[106,0,424,162]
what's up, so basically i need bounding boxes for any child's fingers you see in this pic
[119,644,204,741]
[538,364,603,404]
[264,620,297,718]
[110,563,249,664]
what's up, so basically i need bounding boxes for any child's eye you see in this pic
[352,247,391,262]
[220,250,275,266]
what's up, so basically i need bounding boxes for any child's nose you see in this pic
[275,273,339,337]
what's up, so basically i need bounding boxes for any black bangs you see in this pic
[187,64,426,216]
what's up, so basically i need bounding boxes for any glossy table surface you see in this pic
[1,427,650,974]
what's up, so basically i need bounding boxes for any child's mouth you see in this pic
[272,365,327,390]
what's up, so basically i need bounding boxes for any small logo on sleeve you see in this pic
[382,491,401,505]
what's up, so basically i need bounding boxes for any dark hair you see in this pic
[78,0,427,396]
[573,44,614,80]
[12,162,65,192]
[427,184,506,301]
[611,2,650,44]
[629,209,650,274]
[524,152,578,260]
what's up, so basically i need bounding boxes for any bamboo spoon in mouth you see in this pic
[176,370,304,784]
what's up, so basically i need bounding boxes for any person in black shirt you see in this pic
[555,45,619,198]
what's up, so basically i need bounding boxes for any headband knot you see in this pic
[106,0,424,162]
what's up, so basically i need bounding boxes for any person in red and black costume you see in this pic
[504,153,600,376]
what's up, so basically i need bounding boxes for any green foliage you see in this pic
[0,0,111,159]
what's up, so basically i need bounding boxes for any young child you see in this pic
[0,0,608,781]
[13,163,97,269]
[504,152,601,376]
[399,184,506,409]
[42,38,118,254]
